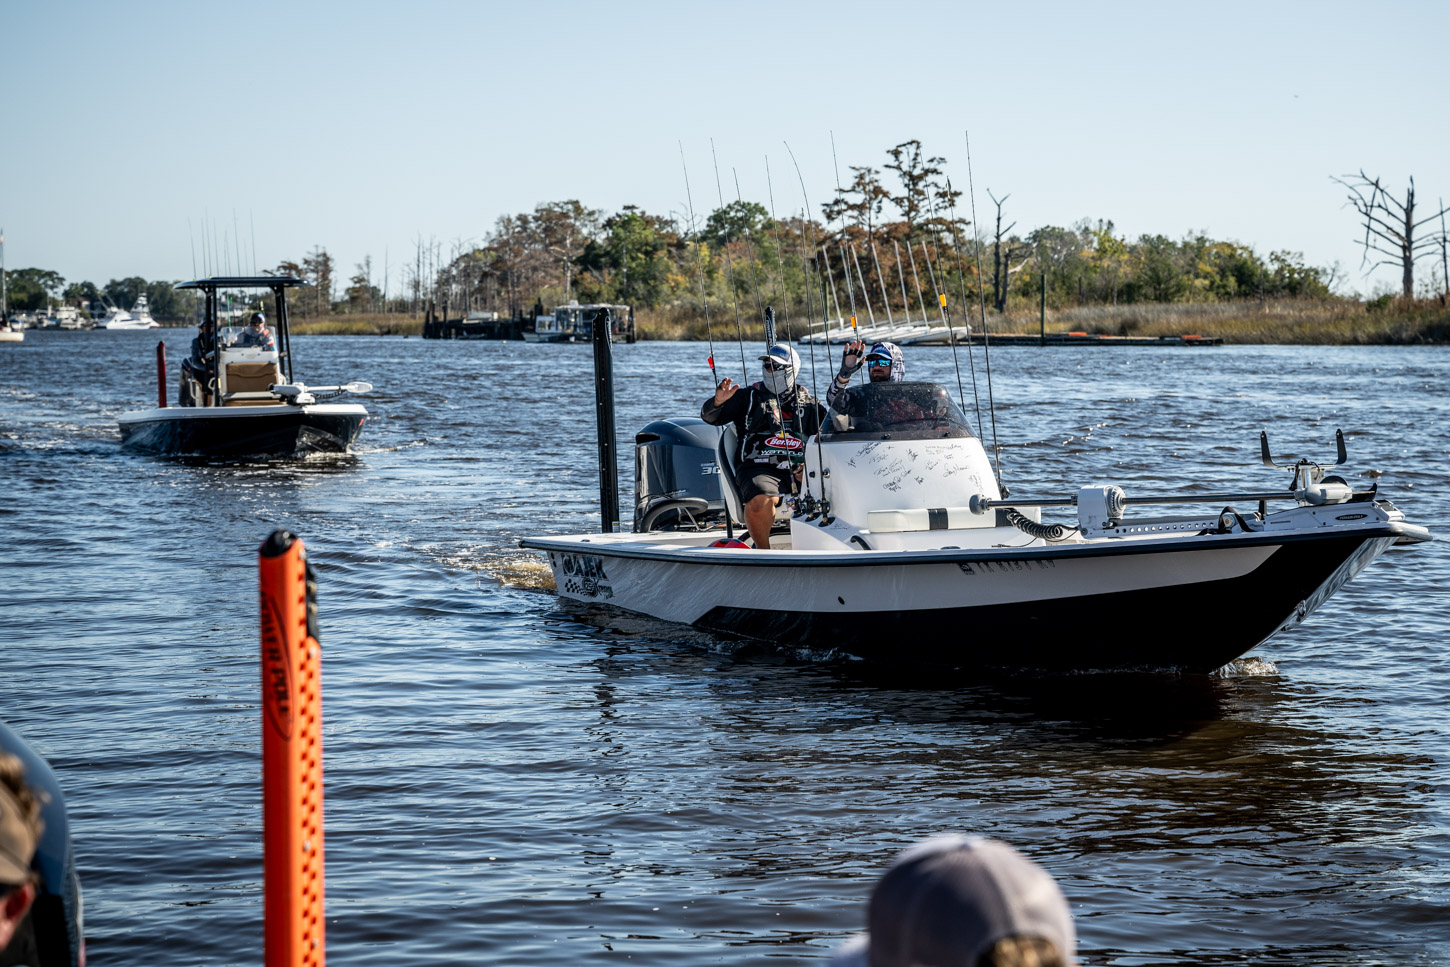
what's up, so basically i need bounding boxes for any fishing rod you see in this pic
[732,169,768,326]
[960,131,1004,491]
[710,140,750,380]
[925,185,978,438]
[906,238,929,322]
[763,155,792,339]
[892,239,911,326]
[829,132,862,355]
[820,245,843,331]
[869,239,893,327]
[733,171,799,510]
[679,141,719,389]
[785,140,831,516]
[848,243,876,327]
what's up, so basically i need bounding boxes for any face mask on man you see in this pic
[762,361,794,394]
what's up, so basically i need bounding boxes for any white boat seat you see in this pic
[716,424,745,526]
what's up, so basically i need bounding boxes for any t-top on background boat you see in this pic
[99,293,161,329]
[522,320,1433,676]
[116,276,372,457]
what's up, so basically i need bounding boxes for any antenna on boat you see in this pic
[679,141,718,384]
[710,140,749,380]
[960,131,1004,492]
[188,218,198,279]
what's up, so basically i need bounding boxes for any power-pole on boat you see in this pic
[117,276,372,457]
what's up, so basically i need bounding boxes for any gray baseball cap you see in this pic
[830,835,1075,967]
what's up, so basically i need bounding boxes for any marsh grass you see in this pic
[637,298,1450,344]
[283,300,1450,344]
[290,314,424,336]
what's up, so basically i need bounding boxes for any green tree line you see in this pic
[11,139,1362,326]
[435,139,1338,327]
[3,269,200,320]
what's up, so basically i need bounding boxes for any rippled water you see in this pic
[2,330,1448,965]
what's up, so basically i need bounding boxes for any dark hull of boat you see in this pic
[118,408,365,457]
[692,534,1394,674]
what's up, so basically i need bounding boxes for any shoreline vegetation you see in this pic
[11,143,1448,345]
[286,299,1450,345]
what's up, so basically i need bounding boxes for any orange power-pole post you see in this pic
[258,530,326,967]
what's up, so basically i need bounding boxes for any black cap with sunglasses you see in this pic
[836,339,899,384]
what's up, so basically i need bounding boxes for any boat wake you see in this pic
[466,550,557,590]
[1214,655,1280,677]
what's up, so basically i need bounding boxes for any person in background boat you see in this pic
[826,340,937,430]
[0,754,42,963]
[233,312,276,350]
[829,835,1076,967]
[701,343,826,549]
[181,322,215,407]
[827,339,905,408]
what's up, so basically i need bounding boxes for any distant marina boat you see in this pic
[50,305,86,329]
[102,294,161,330]
[0,317,22,342]
[117,276,372,456]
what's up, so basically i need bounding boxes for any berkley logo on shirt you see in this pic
[765,434,803,451]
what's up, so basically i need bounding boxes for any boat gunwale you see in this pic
[117,402,368,423]
[520,520,1429,568]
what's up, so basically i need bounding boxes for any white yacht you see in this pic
[102,295,161,330]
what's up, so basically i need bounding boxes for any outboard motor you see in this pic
[633,418,725,532]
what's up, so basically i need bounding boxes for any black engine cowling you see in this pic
[633,418,725,532]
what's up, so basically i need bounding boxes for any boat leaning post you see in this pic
[591,306,620,533]
[156,340,168,408]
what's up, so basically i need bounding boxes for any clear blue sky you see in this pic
[4,0,1447,298]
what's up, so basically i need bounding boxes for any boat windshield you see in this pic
[822,381,977,441]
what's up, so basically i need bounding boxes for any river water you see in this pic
[2,330,1447,965]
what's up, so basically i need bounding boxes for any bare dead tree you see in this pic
[986,190,1029,312]
[1333,171,1450,298]
[1440,200,1449,306]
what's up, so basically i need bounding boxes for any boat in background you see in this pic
[525,302,635,343]
[102,294,161,330]
[0,316,22,342]
[117,276,371,456]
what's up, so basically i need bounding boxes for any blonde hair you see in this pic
[978,935,1066,967]
[0,754,43,886]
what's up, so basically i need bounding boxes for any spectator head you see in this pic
[831,835,1075,967]
[0,754,41,953]
[864,342,905,383]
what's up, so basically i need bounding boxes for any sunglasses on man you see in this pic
[866,358,892,368]
[761,360,786,372]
